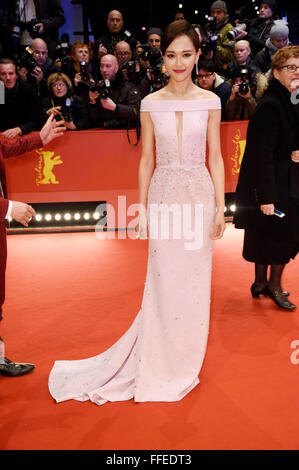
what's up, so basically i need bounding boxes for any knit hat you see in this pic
[210,1,227,13]
[260,0,277,15]
[270,20,289,39]
[147,27,163,38]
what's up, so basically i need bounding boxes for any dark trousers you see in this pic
[0,222,7,316]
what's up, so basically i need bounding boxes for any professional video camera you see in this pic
[89,79,111,99]
[201,15,219,56]
[16,46,37,72]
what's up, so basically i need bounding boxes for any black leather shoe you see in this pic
[265,287,296,311]
[251,283,268,298]
[0,357,35,377]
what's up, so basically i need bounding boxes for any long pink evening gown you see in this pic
[48,97,221,405]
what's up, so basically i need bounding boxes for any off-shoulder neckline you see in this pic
[142,97,218,102]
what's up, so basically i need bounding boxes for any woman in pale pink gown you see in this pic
[48,20,225,405]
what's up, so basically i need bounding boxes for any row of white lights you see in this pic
[9,211,102,223]
[36,212,102,222]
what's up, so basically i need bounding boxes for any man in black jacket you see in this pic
[0,58,41,138]
[88,54,141,129]
[9,0,65,58]
[235,0,278,55]
[94,10,137,60]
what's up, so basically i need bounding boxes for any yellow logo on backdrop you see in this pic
[231,129,246,175]
[35,149,63,186]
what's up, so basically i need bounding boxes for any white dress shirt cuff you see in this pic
[5,200,13,220]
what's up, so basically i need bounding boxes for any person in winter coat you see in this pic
[233,46,299,311]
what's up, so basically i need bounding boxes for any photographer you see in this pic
[0,58,41,137]
[114,40,133,67]
[205,1,234,70]
[18,38,58,97]
[226,40,261,78]
[253,20,290,75]
[42,72,89,131]
[235,1,278,56]
[135,34,166,99]
[197,58,231,121]
[225,66,267,120]
[147,27,163,52]
[88,54,141,130]
[94,10,137,63]
[10,0,66,59]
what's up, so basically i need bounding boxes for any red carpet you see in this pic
[1,224,299,450]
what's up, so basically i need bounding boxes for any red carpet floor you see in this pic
[1,224,299,450]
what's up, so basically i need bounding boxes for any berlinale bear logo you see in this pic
[35,149,63,186]
[231,129,246,175]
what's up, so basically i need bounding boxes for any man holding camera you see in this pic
[235,1,278,55]
[95,10,137,60]
[207,1,234,70]
[88,54,141,130]
[0,58,41,138]
[225,66,261,120]
[9,0,65,58]
[18,38,58,97]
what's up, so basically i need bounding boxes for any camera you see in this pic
[53,97,73,122]
[148,63,167,91]
[201,15,219,56]
[79,61,90,81]
[139,44,163,68]
[227,23,247,40]
[61,98,73,122]
[55,46,73,76]
[89,79,111,99]
[23,18,40,38]
[235,67,251,96]
[16,46,37,72]
[121,60,141,83]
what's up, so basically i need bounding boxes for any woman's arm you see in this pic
[137,111,155,238]
[207,108,226,239]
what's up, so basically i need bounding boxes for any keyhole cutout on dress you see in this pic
[175,111,183,164]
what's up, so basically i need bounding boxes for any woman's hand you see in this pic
[210,210,226,240]
[260,203,275,215]
[46,106,62,117]
[291,150,299,163]
[74,72,81,86]
[135,206,148,239]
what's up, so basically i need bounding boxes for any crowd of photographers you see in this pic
[0,0,295,137]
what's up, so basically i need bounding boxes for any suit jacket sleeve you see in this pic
[0,132,43,159]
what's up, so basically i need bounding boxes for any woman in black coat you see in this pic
[43,72,90,130]
[234,45,299,310]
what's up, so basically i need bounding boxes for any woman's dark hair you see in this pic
[161,20,200,55]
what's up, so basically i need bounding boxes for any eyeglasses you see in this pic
[279,65,299,73]
[51,82,66,88]
[197,73,213,79]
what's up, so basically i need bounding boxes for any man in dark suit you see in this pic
[3,0,65,59]
[0,114,65,376]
